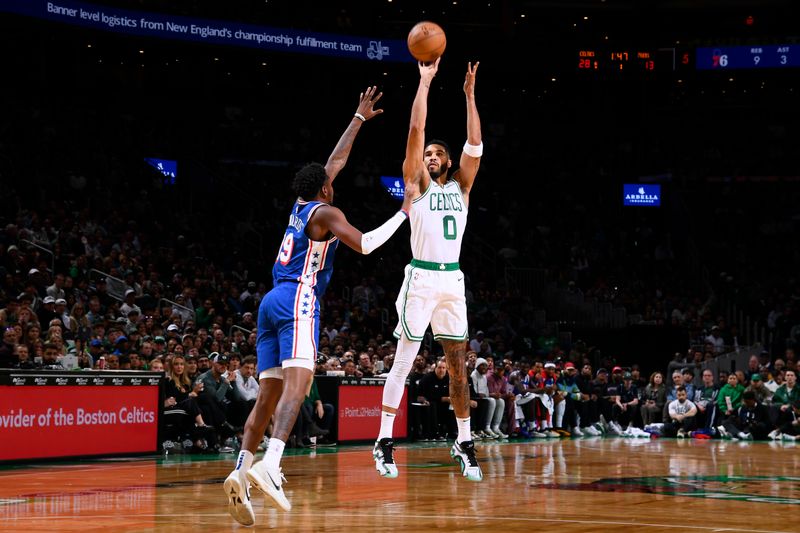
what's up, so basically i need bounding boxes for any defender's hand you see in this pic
[355,86,384,121]
[464,61,479,97]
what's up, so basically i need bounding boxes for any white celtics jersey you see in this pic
[410,179,467,264]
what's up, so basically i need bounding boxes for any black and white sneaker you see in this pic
[223,469,255,525]
[450,440,483,482]
[373,438,398,478]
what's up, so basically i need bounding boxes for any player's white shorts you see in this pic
[393,261,468,343]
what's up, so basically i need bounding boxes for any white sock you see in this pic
[263,438,285,469]
[378,411,396,440]
[235,450,253,472]
[456,417,471,443]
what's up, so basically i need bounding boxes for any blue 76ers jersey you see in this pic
[272,200,339,297]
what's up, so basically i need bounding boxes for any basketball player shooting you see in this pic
[373,58,483,481]
[224,87,417,525]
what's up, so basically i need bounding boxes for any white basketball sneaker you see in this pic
[450,440,483,482]
[247,460,291,511]
[223,469,255,526]
[373,438,399,478]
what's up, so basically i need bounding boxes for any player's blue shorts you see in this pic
[256,281,319,374]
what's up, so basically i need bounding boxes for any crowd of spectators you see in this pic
[406,342,800,443]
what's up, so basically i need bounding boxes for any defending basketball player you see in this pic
[224,87,416,524]
[373,58,483,481]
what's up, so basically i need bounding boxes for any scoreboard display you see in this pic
[578,49,657,73]
[696,45,798,70]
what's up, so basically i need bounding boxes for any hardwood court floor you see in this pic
[1,438,800,532]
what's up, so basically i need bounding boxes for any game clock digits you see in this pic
[578,49,656,73]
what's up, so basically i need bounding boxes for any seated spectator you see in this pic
[0,327,16,367]
[162,354,213,451]
[769,369,799,440]
[746,374,772,405]
[641,371,666,426]
[419,359,455,440]
[508,366,535,437]
[11,343,34,369]
[744,355,761,384]
[184,355,200,381]
[630,364,647,390]
[591,367,614,434]
[765,369,783,394]
[718,390,771,440]
[325,356,342,372]
[164,355,206,426]
[717,373,745,419]
[681,368,697,401]
[314,355,328,376]
[40,342,64,370]
[556,362,587,435]
[357,352,374,377]
[197,352,236,447]
[343,359,361,378]
[471,358,502,438]
[664,370,684,420]
[663,386,697,438]
[230,355,259,429]
[694,369,719,432]
[522,361,560,437]
[487,359,514,438]
[0,299,19,330]
[576,363,602,435]
[611,372,640,431]
[196,353,211,373]
[468,330,491,357]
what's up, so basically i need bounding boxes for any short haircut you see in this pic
[676,385,686,393]
[425,139,451,158]
[43,342,59,353]
[742,390,756,401]
[292,162,327,200]
[242,355,257,366]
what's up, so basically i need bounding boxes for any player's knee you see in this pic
[391,356,412,377]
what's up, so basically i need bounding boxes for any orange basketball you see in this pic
[407,21,446,63]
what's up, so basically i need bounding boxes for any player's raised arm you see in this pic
[402,59,439,194]
[325,86,384,183]
[312,183,416,255]
[453,62,482,196]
